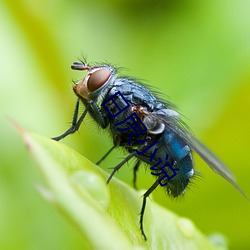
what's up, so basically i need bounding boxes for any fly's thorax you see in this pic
[143,116,165,134]
[142,109,181,135]
[73,63,117,102]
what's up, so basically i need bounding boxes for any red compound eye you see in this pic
[87,68,111,92]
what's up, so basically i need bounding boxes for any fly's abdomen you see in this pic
[167,154,193,196]
[161,129,194,196]
[143,129,194,197]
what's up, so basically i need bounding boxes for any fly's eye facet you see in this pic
[87,68,111,92]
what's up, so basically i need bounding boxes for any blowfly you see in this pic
[52,60,246,240]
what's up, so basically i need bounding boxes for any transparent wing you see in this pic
[150,110,247,198]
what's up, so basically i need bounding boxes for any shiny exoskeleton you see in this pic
[52,60,246,240]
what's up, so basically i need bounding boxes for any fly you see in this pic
[52,60,247,240]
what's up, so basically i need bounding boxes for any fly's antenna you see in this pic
[71,61,89,71]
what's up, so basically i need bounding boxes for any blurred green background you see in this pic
[1,0,250,249]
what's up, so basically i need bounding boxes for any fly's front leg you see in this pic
[89,100,108,129]
[52,99,89,141]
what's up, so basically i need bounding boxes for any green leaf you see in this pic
[19,128,227,250]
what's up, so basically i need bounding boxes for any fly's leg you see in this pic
[105,144,159,240]
[133,160,141,189]
[89,100,107,129]
[107,150,137,184]
[52,99,88,141]
[52,99,108,141]
[96,145,116,165]
[140,179,159,240]
[103,151,140,187]
[106,143,150,185]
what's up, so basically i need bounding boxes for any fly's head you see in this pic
[72,61,116,102]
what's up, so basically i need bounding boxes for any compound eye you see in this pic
[87,68,111,92]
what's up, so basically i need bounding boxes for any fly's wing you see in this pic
[183,132,248,197]
[151,110,247,198]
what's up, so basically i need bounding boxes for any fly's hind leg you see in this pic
[133,160,141,189]
[140,179,159,240]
